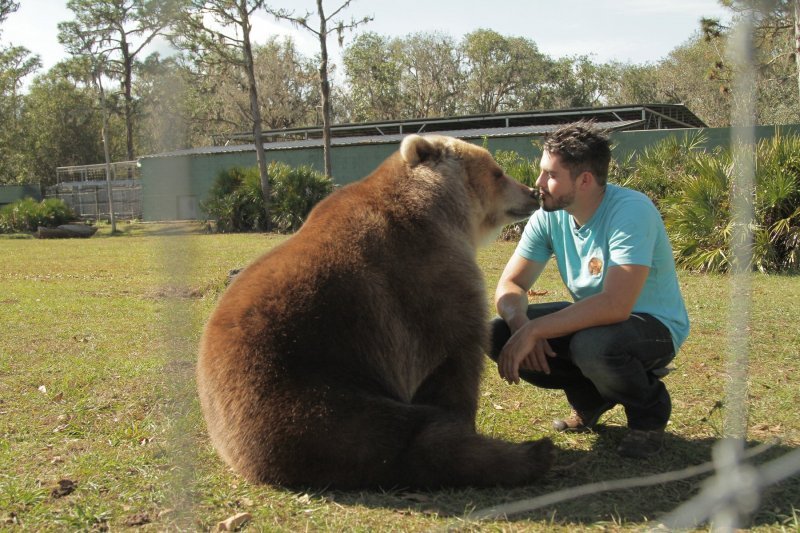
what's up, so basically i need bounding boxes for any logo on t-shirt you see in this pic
[588,257,603,276]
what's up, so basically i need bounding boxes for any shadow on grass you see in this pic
[318,429,798,528]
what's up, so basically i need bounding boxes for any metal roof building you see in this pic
[207,103,706,146]
[139,104,707,220]
[145,104,706,160]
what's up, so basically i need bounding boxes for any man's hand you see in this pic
[498,321,556,384]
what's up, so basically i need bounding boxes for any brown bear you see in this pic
[197,134,554,490]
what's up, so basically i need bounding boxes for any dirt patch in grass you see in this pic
[144,284,206,300]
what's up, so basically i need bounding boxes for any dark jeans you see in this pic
[488,302,676,430]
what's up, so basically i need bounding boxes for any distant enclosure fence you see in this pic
[46,161,142,221]
[55,161,139,183]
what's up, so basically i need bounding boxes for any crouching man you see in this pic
[489,121,690,458]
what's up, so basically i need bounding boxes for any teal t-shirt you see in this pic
[516,184,690,352]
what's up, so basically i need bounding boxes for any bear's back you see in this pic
[200,152,487,402]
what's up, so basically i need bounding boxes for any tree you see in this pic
[461,29,553,114]
[19,62,110,186]
[341,32,402,121]
[254,38,319,129]
[267,0,372,178]
[395,32,463,118]
[0,46,39,100]
[0,0,18,27]
[178,59,241,146]
[57,27,126,232]
[720,0,799,100]
[0,45,41,184]
[173,0,272,226]
[796,0,800,99]
[0,0,40,184]
[58,0,183,161]
[544,55,618,109]
[134,53,192,154]
[602,62,662,106]
[654,34,733,126]
[704,0,800,123]
[208,37,319,130]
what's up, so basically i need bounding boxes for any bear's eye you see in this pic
[493,170,504,181]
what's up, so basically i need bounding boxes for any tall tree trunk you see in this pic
[102,116,116,233]
[121,39,135,162]
[97,80,116,234]
[317,0,332,178]
[794,0,800,104]
[240,1,271,228]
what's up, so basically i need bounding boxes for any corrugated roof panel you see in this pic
[211,103,706,144]
[141,120,643,160]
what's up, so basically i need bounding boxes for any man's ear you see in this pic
[578,170,595,189]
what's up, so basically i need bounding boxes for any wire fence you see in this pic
[45,180,142,221]
[47,161,142,221]
[55,160,139,183]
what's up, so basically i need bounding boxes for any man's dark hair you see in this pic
[543,121,611,186]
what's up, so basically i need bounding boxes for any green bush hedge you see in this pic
[661,134,800,273]
[200,166,266,233]
[268,162,336,233]
[0,197,75,233]
[610,131,707,209]
[493,149,539,189]
[201,162,333,233]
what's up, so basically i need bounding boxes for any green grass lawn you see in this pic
[1,221,798,531]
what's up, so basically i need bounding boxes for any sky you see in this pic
[2,0,733,90]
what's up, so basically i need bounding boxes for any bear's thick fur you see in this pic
[197,135,554,489]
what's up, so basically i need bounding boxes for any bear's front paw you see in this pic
[524,437,556,478]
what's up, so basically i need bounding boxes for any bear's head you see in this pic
[400,134,539,246]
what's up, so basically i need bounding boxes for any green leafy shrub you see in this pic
[201,163,333,233]
[493,149,540,188]
[752,132,800,272]
[200,167,268,232]
[0,197,75,233]
[610,130,707,208]
[269,162,334,233]
[663,133,800,273]
[493,149,541,240]
[662,152,733,273]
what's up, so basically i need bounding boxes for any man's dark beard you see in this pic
[540,189,575,212]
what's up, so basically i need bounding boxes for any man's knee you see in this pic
[569,328,618,377]
[488,302,571,362]
[487,317,510,362]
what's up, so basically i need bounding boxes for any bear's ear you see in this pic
[400,134,441,167]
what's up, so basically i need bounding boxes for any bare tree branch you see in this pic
[266,0,371,177]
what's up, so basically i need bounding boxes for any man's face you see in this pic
[535,151,576,212]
